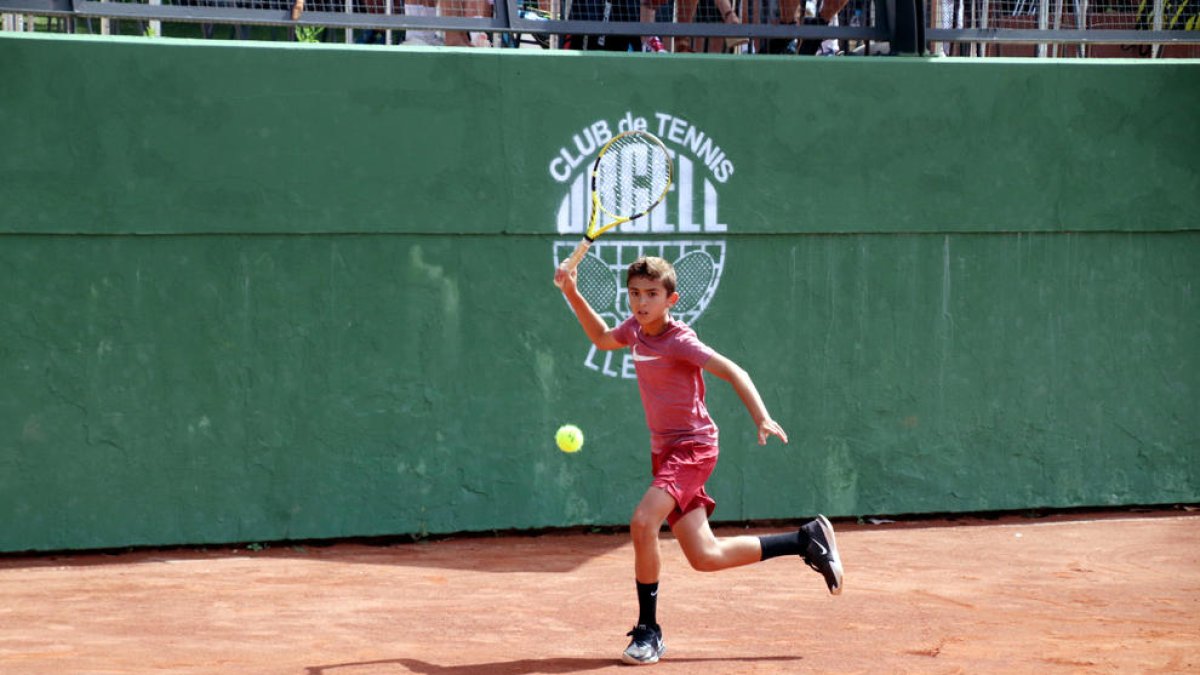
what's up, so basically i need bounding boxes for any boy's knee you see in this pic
[629,510,660,540]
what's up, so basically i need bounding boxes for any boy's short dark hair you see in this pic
[627,256,677,295]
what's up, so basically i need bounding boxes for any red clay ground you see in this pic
[2,510,1198,674]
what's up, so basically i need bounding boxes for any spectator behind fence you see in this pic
[439,0,493,46]
[659,0,744,52]
[405,0,442,45]
[637,0,668,52]
[559,0,743,54]
[561,0,644,51]
[769,0,849,53]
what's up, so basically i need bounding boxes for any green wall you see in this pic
[1,34,1197,552]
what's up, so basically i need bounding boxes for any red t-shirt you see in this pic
[612,316,719,454]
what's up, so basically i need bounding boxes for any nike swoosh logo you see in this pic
[813,540,828,556]
[631,345,660,362]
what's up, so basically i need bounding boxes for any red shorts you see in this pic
[651,440,719,527]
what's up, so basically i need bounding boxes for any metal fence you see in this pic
[2,0,1197,54]
[926,0,1200,56]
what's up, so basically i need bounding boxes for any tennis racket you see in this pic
[555,131,673,287]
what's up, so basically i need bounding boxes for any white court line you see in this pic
[855,513,1200,531]
[984,514,1199,529]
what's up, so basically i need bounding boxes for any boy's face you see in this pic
[627,275,679,332]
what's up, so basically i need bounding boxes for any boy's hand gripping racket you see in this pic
[555,131,673,287]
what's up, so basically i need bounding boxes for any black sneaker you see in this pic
[801,515,843,595]
[622,624,665,665]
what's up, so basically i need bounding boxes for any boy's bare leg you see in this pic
[630,487,677,583]
[623,487,675,665]
[674,509,844,594]
[670,505,763,571]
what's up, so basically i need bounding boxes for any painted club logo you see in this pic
[550,112,734,379]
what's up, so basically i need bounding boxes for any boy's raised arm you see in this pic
[555,265,624,351]
[703,353,789,446]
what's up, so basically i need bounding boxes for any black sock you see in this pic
[636,581,659,628]
[759,528,812,560]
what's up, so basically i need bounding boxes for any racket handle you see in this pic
[554,237,592,288]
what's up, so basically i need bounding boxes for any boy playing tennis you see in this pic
[554,255,843,666]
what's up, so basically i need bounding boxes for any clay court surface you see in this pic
[2,510,1197,674]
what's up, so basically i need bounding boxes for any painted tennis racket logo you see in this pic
[558,240,726,328]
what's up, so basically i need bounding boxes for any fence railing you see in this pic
[925,0,1200,56]
[2,0,1197,55]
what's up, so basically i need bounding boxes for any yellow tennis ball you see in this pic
[556,424,584,453]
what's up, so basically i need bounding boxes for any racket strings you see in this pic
[594,134,672,221]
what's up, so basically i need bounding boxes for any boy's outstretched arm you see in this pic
[554,265,624,350]
[703,353,789,445]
